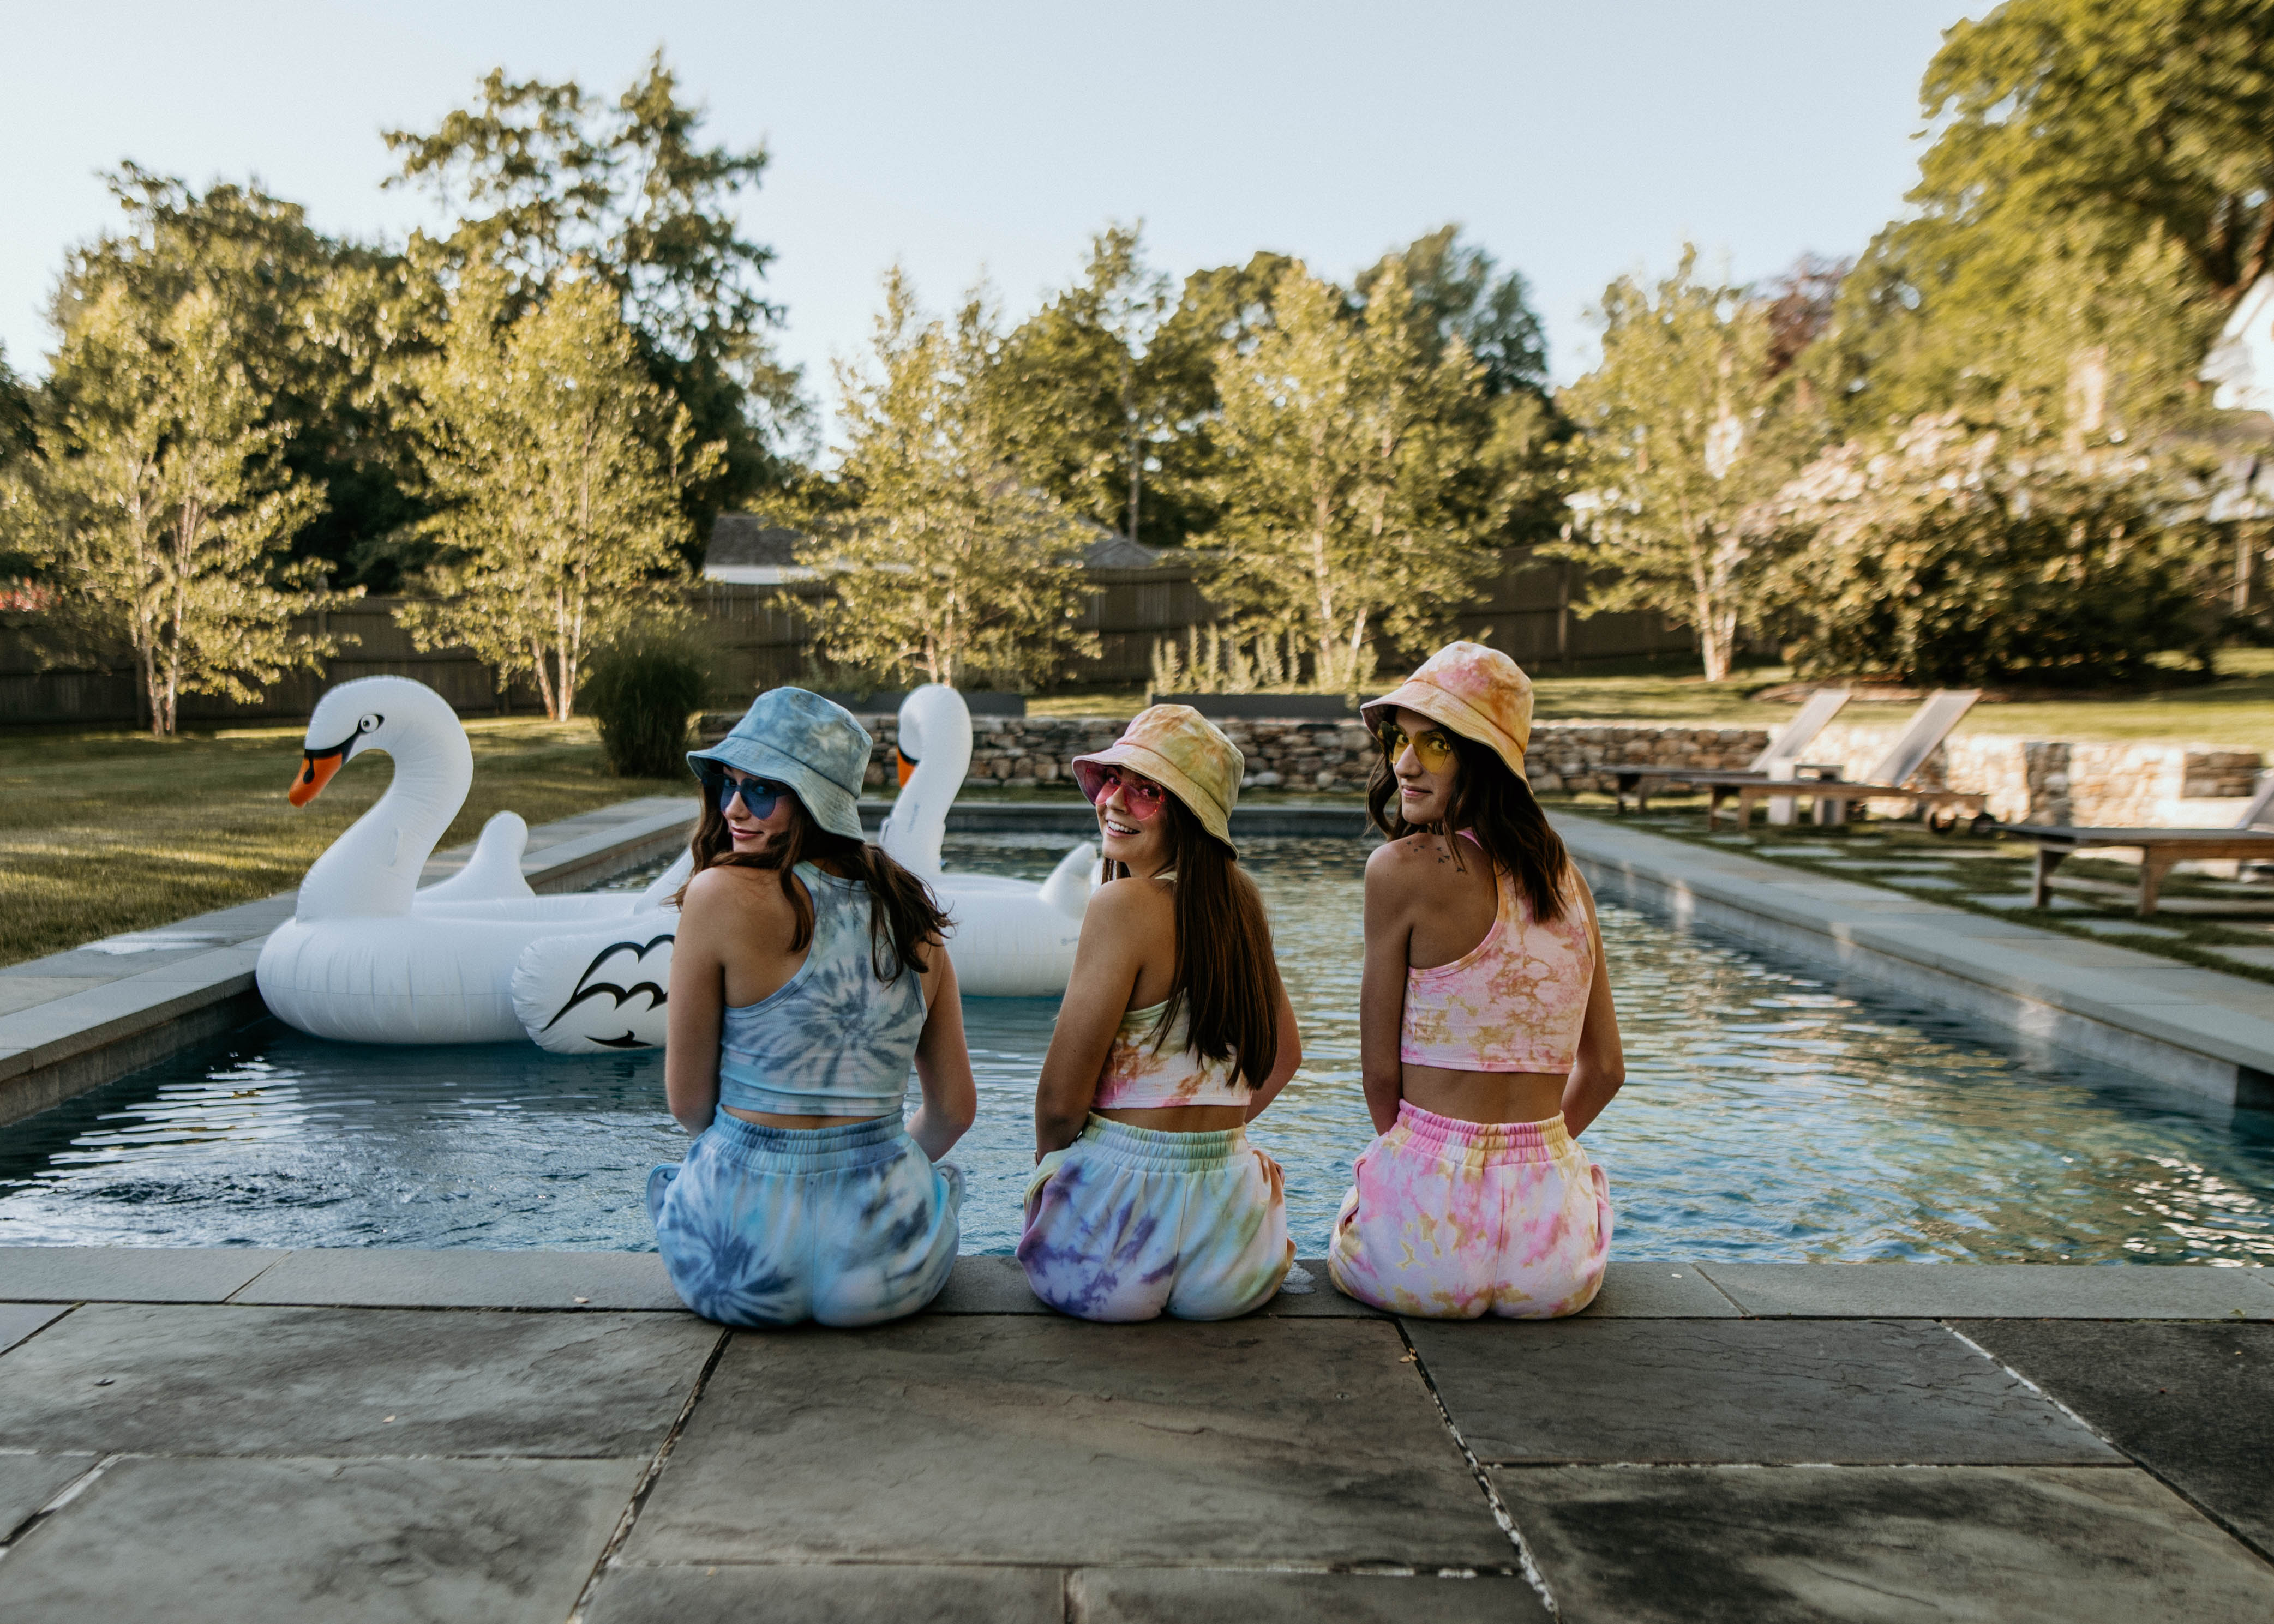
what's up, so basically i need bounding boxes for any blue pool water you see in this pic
[3,837,2271,1264]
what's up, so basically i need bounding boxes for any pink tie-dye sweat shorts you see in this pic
[1327,1100,1611,1319]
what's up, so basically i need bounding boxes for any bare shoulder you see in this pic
[1366,832,1457,890]
[680,864,785,925]
[1084,873,1173,929]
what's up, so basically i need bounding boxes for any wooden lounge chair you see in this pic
[1719,689,1989,831]
[2009,773,2274,918]
[1610,688,1851,814]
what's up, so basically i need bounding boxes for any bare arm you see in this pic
[1032,883,1149,1157]
[907,942,976,1161]
[1243,971,1303,1122]
[1560,875,1625,1136]
[1358,844,1415,1136]
[662,873,733,1136]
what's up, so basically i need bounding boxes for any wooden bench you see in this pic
[2008,775,2274,917]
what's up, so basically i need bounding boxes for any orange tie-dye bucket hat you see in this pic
[1070,704,1244,852]
[1361,641,1533,781]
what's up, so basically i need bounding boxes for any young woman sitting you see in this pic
[648,687,975,1328]
[1018,705,1302,1321]
[1327,642,1624,1319]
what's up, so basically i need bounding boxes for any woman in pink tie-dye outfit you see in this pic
[1327,642,1624,1319]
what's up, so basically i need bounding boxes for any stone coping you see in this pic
[1557,811,2274,1108]
[0,797,698,1129]
[1,1248,2265,1319]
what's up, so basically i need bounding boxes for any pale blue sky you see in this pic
[2,1,1982,423]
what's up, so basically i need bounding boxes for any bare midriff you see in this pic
[1093,1104,1249,1133]
[723,1107,895,1129]
[1400,1063,1566,1125]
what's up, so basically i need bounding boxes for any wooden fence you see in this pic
[1,549,1691,727]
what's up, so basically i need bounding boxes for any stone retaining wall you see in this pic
[697,710,2262,825]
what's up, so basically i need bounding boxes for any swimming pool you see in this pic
[3,836,2270,1264]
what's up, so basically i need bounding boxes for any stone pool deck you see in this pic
[0,1250,2269,1621]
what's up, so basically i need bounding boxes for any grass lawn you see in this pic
[0,717,683,969]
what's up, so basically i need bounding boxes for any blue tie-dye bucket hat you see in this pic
[687,687,871,841]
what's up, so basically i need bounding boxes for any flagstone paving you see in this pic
[1,1250,2269,1622]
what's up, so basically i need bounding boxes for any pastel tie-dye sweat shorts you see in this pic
[646,1111,961,1328]
[1328,1101,1611,1319]
[1017,1114,1293,1322]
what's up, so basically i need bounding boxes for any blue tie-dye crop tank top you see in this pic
[716,862,927,1119]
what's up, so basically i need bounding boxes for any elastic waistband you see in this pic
[700,1109,909,1174]
[1389,1100,1575,1163]
[1076,1112,1249,1172]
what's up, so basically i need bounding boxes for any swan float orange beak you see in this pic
[289,719,369,807]
[895,749,917,788]
[289,749,343,807]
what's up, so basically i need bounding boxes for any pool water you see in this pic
[3,837,2271,1264]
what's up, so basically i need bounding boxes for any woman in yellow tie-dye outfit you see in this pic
[1327,642,1625,1319]
[1018,706,1303,1321]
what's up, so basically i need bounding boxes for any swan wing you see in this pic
[512,917,675,1054]
[417,812,537,905]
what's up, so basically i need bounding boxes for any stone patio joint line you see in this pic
[1392,1316,1561,1617]
[0,1452,118,1556]
[565,1325,732,1624]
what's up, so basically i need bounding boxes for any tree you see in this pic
[1814,1,2255,438]
[1205,257,1497,691]
[26,286,339,737]
[387,54,805,543]
[1759,411,2213,683]
[800,268,1096,689]
[399,274,716,720]
[1915,0,2274,311]
[1356,225,1548,399]
[51,166,430,586]
[1552,249,1819,682]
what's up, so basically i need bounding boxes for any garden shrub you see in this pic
[1757,412,2214,684]
[581,636,711,778]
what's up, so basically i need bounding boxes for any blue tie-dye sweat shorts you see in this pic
[647,1111,961,1328]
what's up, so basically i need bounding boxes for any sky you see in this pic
[2,1,1985,432]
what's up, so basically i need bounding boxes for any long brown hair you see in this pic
[1366,726,1572,924]
[1102,796,1280,1088]
[673,791,948,982]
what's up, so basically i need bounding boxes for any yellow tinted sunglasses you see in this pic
[1377,722,1457,769]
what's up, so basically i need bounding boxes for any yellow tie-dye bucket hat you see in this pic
[1071,705,1244,852]
[1361,641,1533,781]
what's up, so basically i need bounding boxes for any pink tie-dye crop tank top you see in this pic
[1092,999,1250,1108]
[1401,850,1593,1074]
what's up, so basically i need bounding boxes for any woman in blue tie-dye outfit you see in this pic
[647,687,975,1327]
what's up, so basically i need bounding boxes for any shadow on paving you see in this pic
[1964,1319,2274,1557]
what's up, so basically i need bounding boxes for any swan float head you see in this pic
[285,677,475,921]
[879,684,974,878]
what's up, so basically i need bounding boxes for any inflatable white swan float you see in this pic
[879,684,1094,996]
[256,677,685,1049]
[257,677,1094,1050]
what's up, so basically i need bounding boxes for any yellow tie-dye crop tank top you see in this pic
[1400,851,1592,1074]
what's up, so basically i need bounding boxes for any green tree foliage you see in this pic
[387,54,803,544]
[1918,0,2274,310]
[1553,249,1819,682]
[399,275,717,720]
[1760,412,2213,683]
[1205,257,1497,691]
[49,166,428,585]
[992,227,1275,547]
[23,286,341,737]
[800,268,1096,689]
[1816,0,2254,436]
